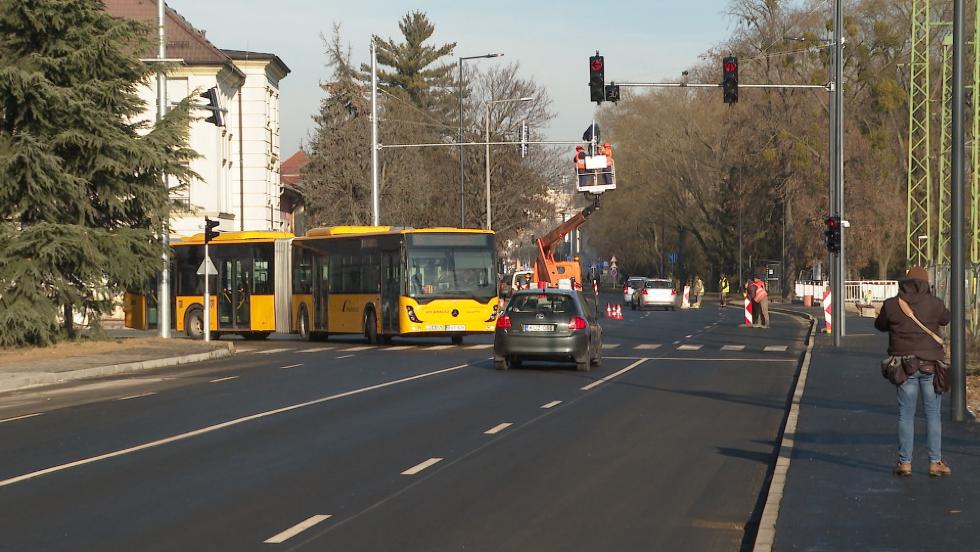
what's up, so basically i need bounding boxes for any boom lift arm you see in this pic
[533,199,599,287]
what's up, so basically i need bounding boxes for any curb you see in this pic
[0,342,236,394]
[751,307,816,551]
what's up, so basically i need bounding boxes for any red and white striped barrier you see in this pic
[744,296,753,326]
[823,289,833,333]
[681,286,691,309]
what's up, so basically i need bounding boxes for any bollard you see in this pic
[744,296,753,326]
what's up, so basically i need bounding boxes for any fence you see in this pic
[794,280,898,305]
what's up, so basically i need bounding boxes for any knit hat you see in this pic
[906,266,930,283]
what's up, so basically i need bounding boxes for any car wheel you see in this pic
[298,308,311,341]
[184,307,204,339]
[509,356,522,369]
[576,356,591,372]
[364,310,379,344]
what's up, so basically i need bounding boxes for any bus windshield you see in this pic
[407,234,496,301]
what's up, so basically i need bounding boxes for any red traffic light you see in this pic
[724,62,738,73]
[591,58,604,71]
[825,216,839,228]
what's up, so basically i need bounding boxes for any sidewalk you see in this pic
[0,337,234,394]
[771,314,980,551]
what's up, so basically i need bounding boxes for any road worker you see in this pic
[719,274,730,306]
[574,146,588,187]
[598,142,614,186]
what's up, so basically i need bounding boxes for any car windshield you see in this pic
[507,293,575,314]
[627,279,645,288]
[646,280,673,289]
[407,234,496,301]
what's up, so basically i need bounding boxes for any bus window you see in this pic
[253,245,273,295]
[293,248,313,294]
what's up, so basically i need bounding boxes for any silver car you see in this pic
[631,278,677,311]
[623,276,647,303]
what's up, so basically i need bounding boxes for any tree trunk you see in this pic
[63,304,75,340]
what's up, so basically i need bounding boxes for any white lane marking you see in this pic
[257,348,290,355]
[0,413,44,424]
[279,364,303,370]
[209,376,239,383]
[385,346,414,351]
[764,345,789,352]
[0,363,470,489]
[581,358,648,391]
[341,346,374,352]
[634,344,661,350]
[541,400,562,409]
[426,345,454,350]
[601,343,620,349]
[465,344,493,350]
[264,514,332,544]
[117,392,155,401]
[336,354,354,359]
[685,335,694,339]
[673,340,681,345]
[402,457,443,475]
[299,347,333,353]
[677,344,703,351]
[484,422,513,435]
[721,345,746,351]
[603,356,796,363]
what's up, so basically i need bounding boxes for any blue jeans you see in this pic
[897,370,942,463]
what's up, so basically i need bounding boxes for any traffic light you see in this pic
[204,217,221,244]
[722,56,738,104]
[519,120,529,159]
[824,216,841,253]
[604,84,621,103]
[589,53,605,103]
[199,87,224,127]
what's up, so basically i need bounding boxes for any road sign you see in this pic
[197,257,218,276]
[667,252,678,265]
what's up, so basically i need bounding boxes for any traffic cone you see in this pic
[615,304,623,319]
[606,304,612,318]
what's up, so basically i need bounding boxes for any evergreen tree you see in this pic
[0,0,197,346]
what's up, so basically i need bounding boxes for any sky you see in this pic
[165,0,740,155]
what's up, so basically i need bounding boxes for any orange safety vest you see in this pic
[574,149,586,170]
[599,144,614,167]
[753,279,768,302]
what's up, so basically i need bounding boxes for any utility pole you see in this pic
[156,0,170,338]
[370,39,379,226]
[831,0,846,345]
[951,0,969,421]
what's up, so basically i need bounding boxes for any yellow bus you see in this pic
[125,231,294,339]
[291,226,498,344]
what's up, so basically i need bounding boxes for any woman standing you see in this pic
[874,266,952,477]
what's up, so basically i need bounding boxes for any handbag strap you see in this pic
[897,298,945,346]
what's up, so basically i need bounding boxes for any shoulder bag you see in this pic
[897,298,950,393]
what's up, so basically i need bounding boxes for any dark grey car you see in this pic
[493,288,603,372]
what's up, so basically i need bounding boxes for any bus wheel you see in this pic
[184,308,204,339]
[298,308,311,341]
[365,310,379,344]
[451,335,463,346]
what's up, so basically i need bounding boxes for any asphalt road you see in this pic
[0,298,808,551]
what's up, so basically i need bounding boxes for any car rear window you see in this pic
[627,279,645,286]
[645,280,673,289]
[508,294,575,314]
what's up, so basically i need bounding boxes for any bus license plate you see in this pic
[523,324,555,332]
[446,324,465,332]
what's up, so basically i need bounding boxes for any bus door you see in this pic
[381,250,401,334]
[219,257,252,329]
[314,257,329,331]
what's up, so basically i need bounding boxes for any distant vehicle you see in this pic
[494,288,603,372]
[623,276,646,303]
[500,269,534,298]
[631,278,677,311]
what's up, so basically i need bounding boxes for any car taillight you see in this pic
[642,289,649,295]
[671,289,677,296]
[568,316,588,330]
[496,315,512,329]
[623,287,628,293]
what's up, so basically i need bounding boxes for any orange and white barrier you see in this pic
[744,297,753,326]
[823,289,832,333]
[681,286,691,309]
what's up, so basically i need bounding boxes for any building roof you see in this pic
[222,50,291,78]
[280,149,309,189]
[102,0,245,81]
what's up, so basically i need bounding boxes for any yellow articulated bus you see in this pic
[291,226,499,344]
[125,231,295,339]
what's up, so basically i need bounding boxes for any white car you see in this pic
[631,279,677,310]
[623,277,647,303]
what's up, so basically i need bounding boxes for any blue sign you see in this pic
[667,252,678,265]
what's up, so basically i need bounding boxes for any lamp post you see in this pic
[458,53,502,228]
[485,96,534,230]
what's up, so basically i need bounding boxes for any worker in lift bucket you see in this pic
[574,146,588,187]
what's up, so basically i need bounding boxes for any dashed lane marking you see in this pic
[209,376,239,383]
[117,392,155,401]
[721,345,746,351]
[384,346,414,351]
[465,344,493,350]
[581,359,649,391]
[0,363,470,489]
[0,413,43,424]
[256,348,290,355]
[425,345,455,350]
[298,347,333,353]
[264,515,332,544]
[764,345,789,352]
[484,422,513,435]
[677,344,703,351]
[634,344,662,350]
[541,400,562,409]
[279,364,303,370]
[401,457,443,475]
[601,343,620,349]
[341,346,375,352]
[336,355,354,360]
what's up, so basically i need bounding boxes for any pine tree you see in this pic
[0,0,197,346]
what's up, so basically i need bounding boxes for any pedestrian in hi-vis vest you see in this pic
[693,275,704,308]
[719,275,730,306]
[752,276,769,328]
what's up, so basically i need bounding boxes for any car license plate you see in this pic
[446,324,465,332]
[523,324,555,332]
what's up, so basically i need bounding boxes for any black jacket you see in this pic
[874,279,950,361]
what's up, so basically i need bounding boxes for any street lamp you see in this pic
[458,53,503,228]
[485,96,535,230]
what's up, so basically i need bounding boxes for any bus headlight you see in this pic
[407,305,423,323]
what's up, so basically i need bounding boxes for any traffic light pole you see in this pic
[204,242,210,342]
[951,0,971,421]
[832,0,846,346]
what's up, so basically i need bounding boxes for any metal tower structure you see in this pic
[973,2,980,263]
[908,0,932,266]
[939,33,952,266]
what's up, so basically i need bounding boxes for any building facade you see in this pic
[103,0,290,237]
